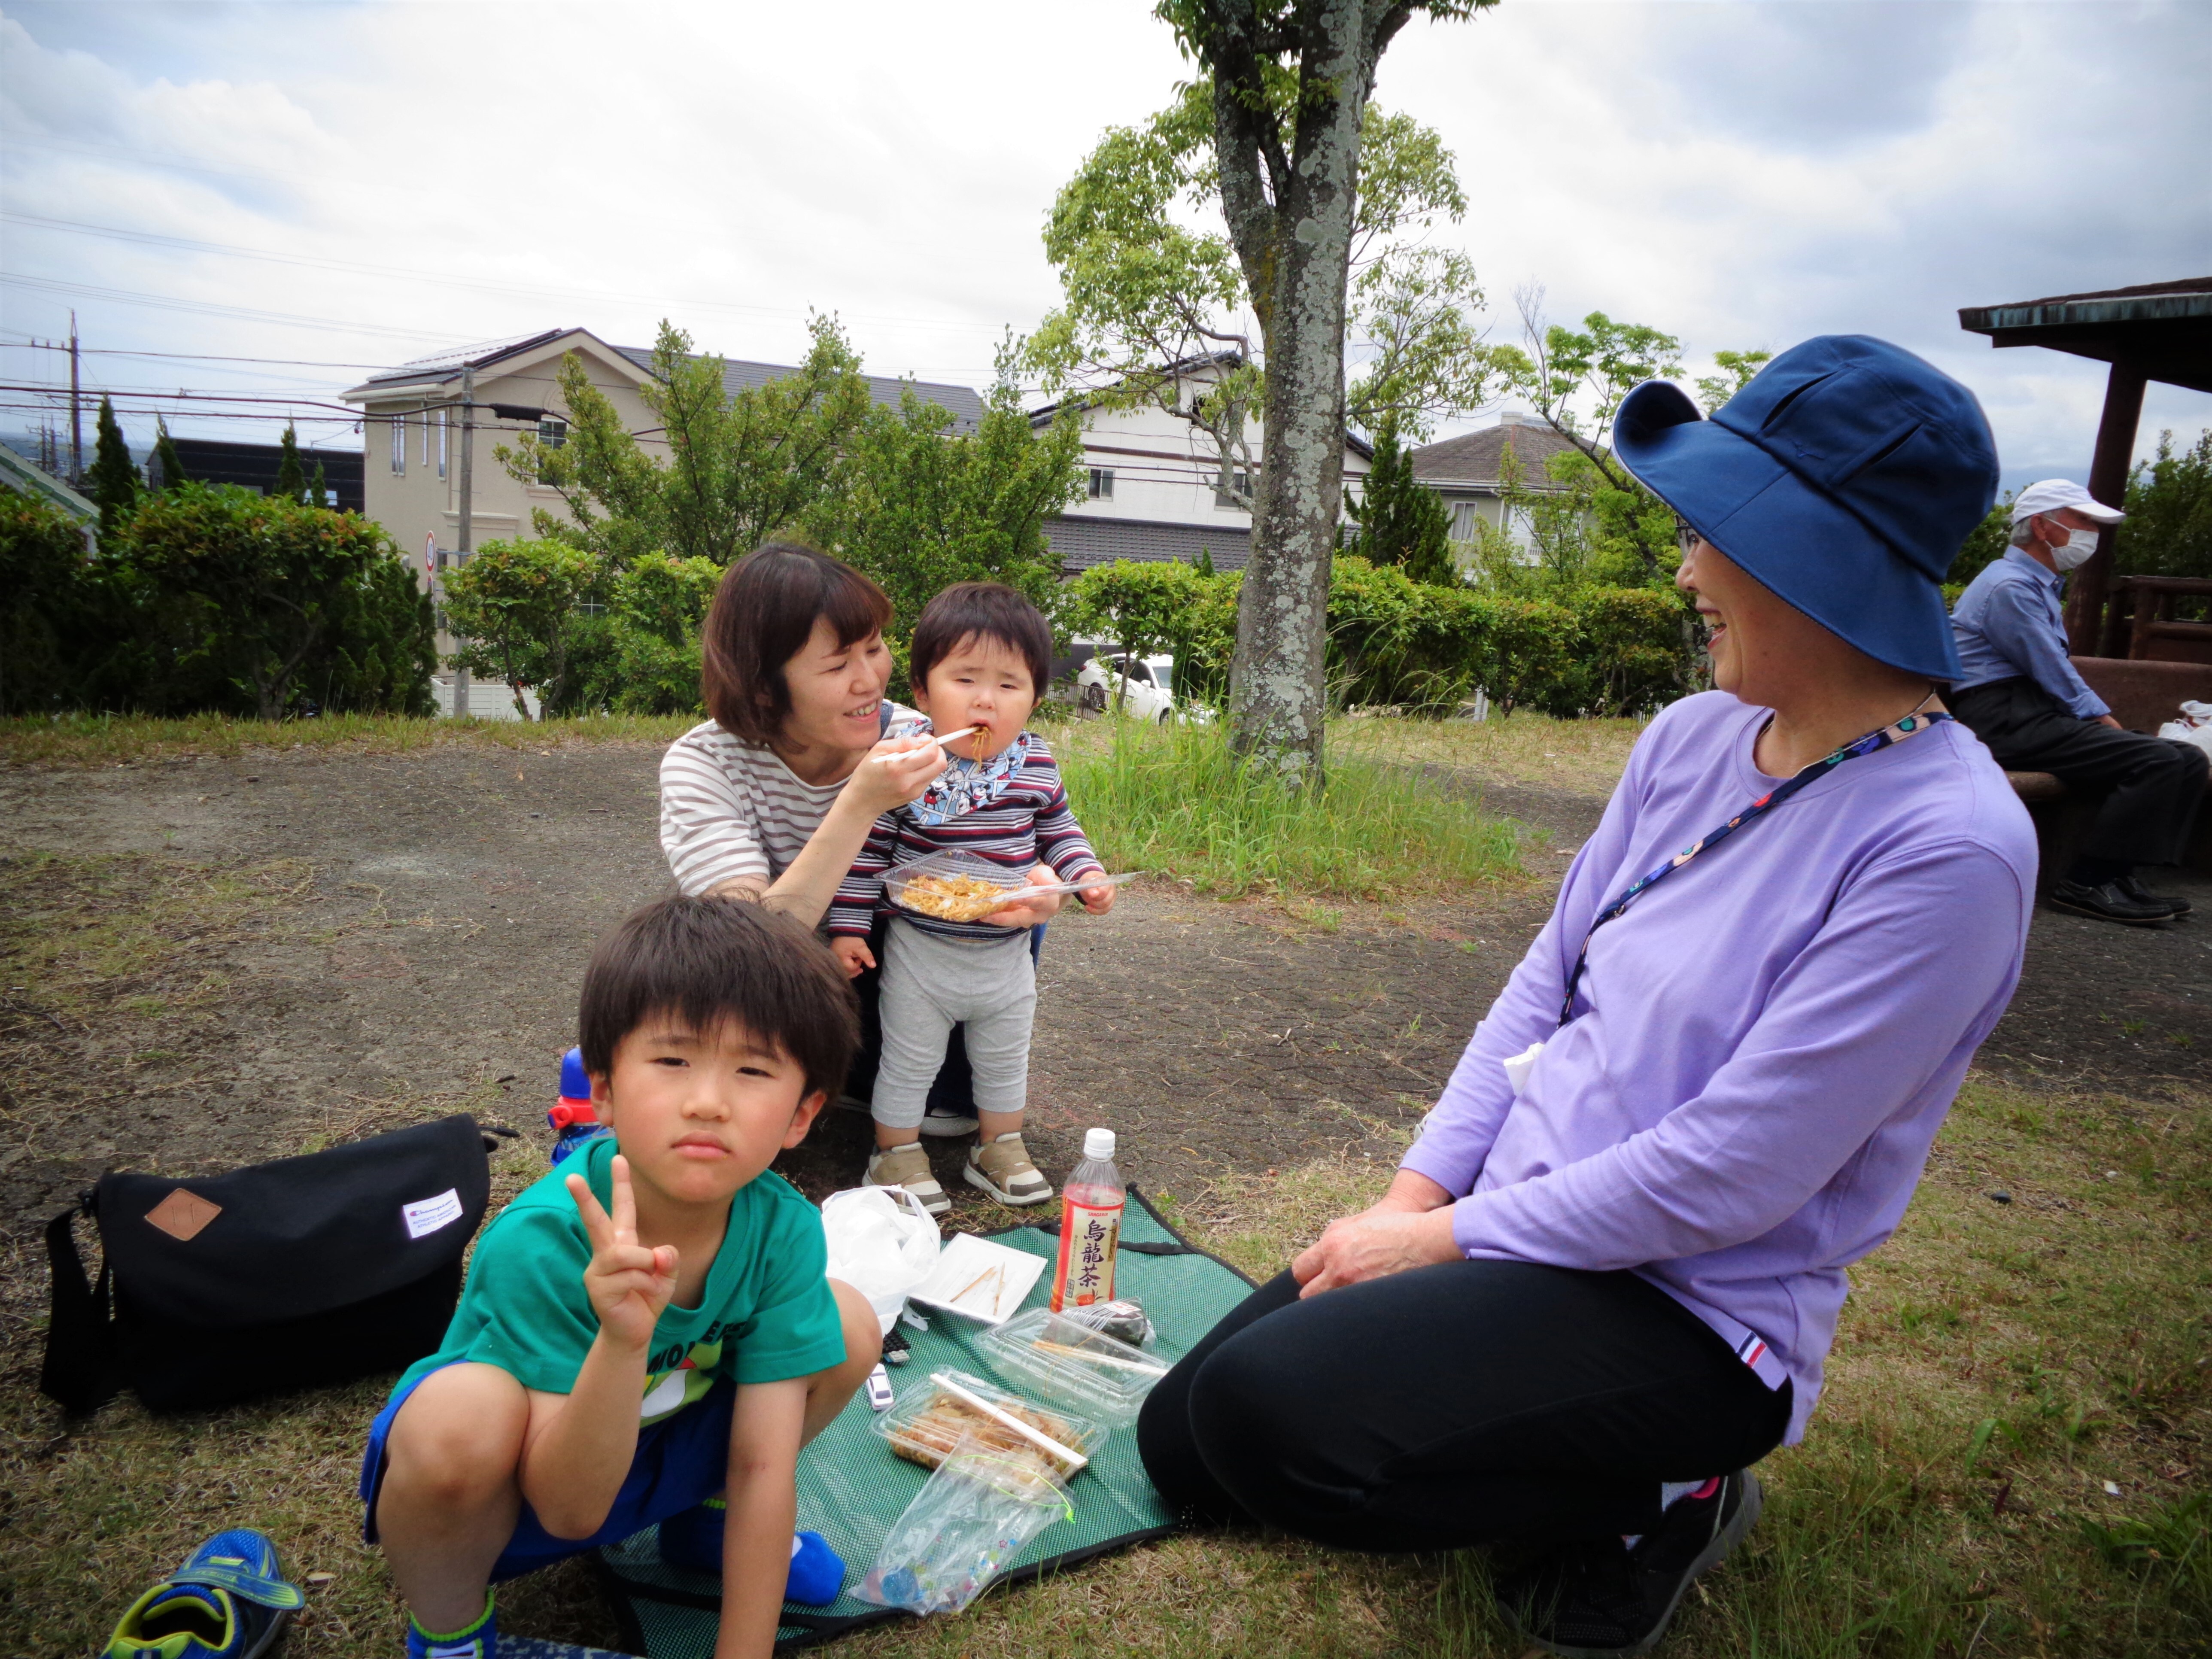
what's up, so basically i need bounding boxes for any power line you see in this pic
[4,211,1020,338]
[0,338,399,369]
[0,271,472,343]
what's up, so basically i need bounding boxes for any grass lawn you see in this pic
[3,1072,2203,1658]
[0,711,702,768]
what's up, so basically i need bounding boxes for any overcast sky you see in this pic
[3,0,2206,492]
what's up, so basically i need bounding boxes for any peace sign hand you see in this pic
[568,1155,679,1351]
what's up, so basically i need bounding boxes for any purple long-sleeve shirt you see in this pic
[1401,692,2035,1443]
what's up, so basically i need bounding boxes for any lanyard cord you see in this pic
[1555,696,1951,1028]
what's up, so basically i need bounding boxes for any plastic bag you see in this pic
[854,1431,1072,1616]
[2157,699,2212,759]
[821,1186,940,1336]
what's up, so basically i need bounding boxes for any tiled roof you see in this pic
[1410,422,1580,488]
[610,346,984,434]
[1043,514,1250,574]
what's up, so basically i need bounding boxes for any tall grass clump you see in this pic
[1062,716,1520,899]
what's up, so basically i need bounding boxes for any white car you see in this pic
[1076,654,1178,722]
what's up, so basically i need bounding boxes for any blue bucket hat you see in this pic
[1612,334,1998,680]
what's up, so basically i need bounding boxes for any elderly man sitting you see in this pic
[1950,479,2207,925]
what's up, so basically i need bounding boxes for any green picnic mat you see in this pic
[593,1188,1254,1655]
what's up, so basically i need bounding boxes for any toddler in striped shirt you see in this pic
[826,583,1115,1215]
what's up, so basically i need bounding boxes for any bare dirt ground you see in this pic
[1,737,2205,1238]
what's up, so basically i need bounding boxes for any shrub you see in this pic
[608,552,721,715]
[122,485,435,719]
[0,492,106,715]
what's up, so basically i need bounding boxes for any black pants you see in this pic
[1952,678,2208,866]
[1136,1264,1792,1552]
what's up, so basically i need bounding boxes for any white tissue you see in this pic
[1502,1041,1547,1099]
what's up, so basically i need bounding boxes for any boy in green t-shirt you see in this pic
[361,897,880,1659]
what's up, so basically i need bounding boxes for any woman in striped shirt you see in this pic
[658,545,1067,1120]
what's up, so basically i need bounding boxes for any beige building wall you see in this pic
[349,334,667,585]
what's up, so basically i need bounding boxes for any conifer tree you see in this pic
[151,417,188,491]
[1348,416,1456,586]
[310,460,330,511]
[274,424,306,502]
[86,396,142,535]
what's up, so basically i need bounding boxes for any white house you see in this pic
[1031,352,1372,574]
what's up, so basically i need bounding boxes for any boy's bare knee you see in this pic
[827,1278,884,1377]
[386,1364,527,1504]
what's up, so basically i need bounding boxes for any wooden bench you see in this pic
[2001,656,2212,890]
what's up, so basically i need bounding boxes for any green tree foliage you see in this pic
[809,371,1085,640]
[128,484,433,718]
[441,538,613,720]
[0,489,102,713]
[1346,417,1454,585]
[86,396,140,535]
[507,317,876,565]
[1065,559,1207,711]
[309,460,329,510]
[1947,492,2018,591]
[608,552,723,715]
[274,424,306,504]
[2121,428,2212,582]
[1695,349,1774,415]
[150,418,188,492]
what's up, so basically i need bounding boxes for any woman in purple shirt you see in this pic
[1137,337,2038,1658]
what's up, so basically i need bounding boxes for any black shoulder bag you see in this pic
[40,1113,492,1415]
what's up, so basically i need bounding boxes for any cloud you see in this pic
[2,0,2203,485]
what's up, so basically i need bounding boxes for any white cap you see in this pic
[1083,1127,1116,1162]
[2010,478,2124,527]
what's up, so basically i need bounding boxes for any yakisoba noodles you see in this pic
[893,873,1018,923]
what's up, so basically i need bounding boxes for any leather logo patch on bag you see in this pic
[144,1188,222,1242]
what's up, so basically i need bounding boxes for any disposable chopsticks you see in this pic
[928,1370,1089,1471]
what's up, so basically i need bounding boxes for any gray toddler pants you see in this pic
[872,918,1037,1133]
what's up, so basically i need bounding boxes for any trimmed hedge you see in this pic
[1158,555,1695,717]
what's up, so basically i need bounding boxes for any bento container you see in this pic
[884,850,1037,923]
[977,1308,1169,1427]
[876,1367,1104,1482]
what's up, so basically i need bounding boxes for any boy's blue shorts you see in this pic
[359,1361,735,1581]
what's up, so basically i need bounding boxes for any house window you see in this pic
[536,417,568,485]
[389,413,405,475]
[1087,468,1115,500]
[1451,501,1484,542]
[438,409,448,479]
[1214,467,1252,509]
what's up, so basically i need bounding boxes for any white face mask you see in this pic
[2048,518,2100,571]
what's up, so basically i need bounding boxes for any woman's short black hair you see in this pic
[908,583,1053,696]
[577,895,858,1102]
[702,542,893,745]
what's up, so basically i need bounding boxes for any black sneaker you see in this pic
[2050,878,2176,926]
[1499,1471,1761,1657]
[2116,875,2191,917]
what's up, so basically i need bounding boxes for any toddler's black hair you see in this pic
[908,582,1053,696]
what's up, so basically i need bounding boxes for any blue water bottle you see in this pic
[549,1046,606,1164]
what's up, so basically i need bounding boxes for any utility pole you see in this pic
[452,363,474,719]
[68,312,83,482]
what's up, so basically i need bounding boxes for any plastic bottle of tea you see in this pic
[1050,1127,1125,1311]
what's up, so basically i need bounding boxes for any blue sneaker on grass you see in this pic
[404,1594,495,1659]
[103,1528,303,1659]
[657,1498,845,1604]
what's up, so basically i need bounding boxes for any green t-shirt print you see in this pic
[398,1135,845,1426]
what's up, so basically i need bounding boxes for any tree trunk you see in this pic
[1215,1,1394,785]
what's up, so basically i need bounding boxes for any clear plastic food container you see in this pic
[977,1308,1170,1427]
[883,851,1039,924]
[876,1367,1104,1481]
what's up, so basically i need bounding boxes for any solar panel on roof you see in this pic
[369,328,567,380]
